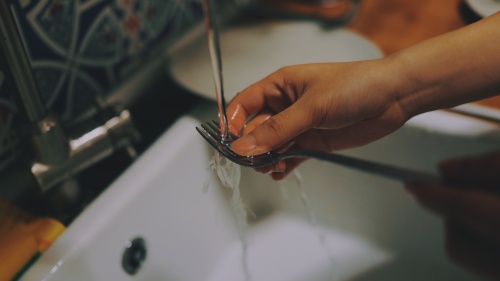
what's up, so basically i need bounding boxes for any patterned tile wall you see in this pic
[0,53,17,171]
[0,0,204,169]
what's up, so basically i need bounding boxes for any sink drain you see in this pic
[122,237,147,275]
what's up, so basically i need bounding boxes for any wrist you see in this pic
[381,52,427,121]
[384,15,500,119]
[366,55,418,123]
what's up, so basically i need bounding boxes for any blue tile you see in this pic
[0,0,203,167]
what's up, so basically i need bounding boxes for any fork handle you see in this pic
[288,150,443,185]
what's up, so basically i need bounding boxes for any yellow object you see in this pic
[0,197,66,281]
[27,218,65,252]
[0,224,38,281]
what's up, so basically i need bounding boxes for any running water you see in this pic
[201,1,335,279]
[209,152,251,281]
[201,0,230,141]
[279,170,338,280]
[202,0,251,279]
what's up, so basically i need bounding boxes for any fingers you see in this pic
[270,158,306,181]
[255,161,286,174]
[445,220,500,280]
[240,111,273,136]
[405,183,500,246]
[254,157,307,181]
[230,101,312,156]
[226,66,313,156]
[226,70,296,137]
[251,139,307,180]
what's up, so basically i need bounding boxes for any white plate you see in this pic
[466,0,500,17]
[168,21,382,101]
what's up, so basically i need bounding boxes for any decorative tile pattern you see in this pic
[0,0,204,169]
[0,55,18,170]
[13,0,203,123]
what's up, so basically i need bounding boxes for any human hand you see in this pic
[226,60,409,180]
[405,151,500,280]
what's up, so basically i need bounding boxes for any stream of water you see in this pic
[201,0,230,141]
[202,1,336,279]
[202,0,250,278]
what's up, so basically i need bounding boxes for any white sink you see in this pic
[21,100,500,281]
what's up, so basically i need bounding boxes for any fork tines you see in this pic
[210,120,239,140]
[197,121,234,157]
[202,120,223,140]
[197,120,275,168]
[197,123,221,150]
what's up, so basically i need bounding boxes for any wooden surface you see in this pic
[346,0,466,55]
[251,0,500,109]
[346,0,500,109]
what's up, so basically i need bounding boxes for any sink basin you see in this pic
[168,21,383,101]
[21,100,500,281]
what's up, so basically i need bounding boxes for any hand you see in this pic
[226,60,409,180]
[405,151,500,280]
[225,12,500,181]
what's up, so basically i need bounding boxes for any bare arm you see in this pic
[393,12,500,118]
[226,13,500,179]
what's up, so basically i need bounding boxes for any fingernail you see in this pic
[275,161,287,173]
[230,134,259,155]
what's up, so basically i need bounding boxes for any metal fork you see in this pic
[196,120,443,184]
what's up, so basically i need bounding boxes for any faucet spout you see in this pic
[0,0,46,122]
[0,0,69,164]
[0,1,140,199]
[31,110,140,192]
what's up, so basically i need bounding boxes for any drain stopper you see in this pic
[122,237,147,275]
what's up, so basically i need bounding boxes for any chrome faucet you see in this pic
[0,0,140,195]
[0,0,69,165]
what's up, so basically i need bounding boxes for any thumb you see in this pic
[230,104,312,156]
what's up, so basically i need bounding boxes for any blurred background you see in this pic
[0,0,495,224]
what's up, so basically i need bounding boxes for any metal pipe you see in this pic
[31,110,140,192]
[0,2,141,198]
[0,1,71,164]
[0,0,46,122]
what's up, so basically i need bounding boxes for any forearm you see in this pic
[386,12,500,119]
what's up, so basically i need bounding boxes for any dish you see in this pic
[168,21,382,101]
[465,0,500,18]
